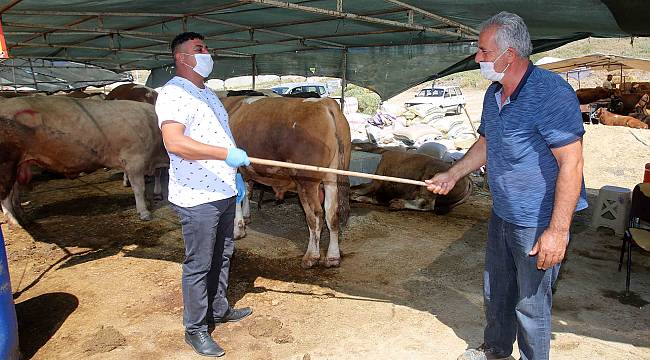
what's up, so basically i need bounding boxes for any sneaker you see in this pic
[185,330,225,357]
[457,344,514,360]
[214,306,253,323]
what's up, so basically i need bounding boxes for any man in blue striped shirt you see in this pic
[426,12,587,360]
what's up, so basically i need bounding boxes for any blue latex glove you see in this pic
[225,147,251,168]
[235,173,246,203]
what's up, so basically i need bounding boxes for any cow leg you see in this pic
[243,181,253,224]
[350,194,380,205]
[1,183,24,225]
[388,197,435,211]
[122,172,131,187]
[350,182,381,205]
[153,167,164,201]
[297,181,323,269]
[256,186,264,210]
[126,170,152,221]
[234,201,247,239]
[350,181,380,197]
[322,179,341,268]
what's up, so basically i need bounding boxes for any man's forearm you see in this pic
[164,135,229,161]
[548,153,583,233]
[449,135,487,181]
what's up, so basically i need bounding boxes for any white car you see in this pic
[405,85,466,114]
[271,82,331,97]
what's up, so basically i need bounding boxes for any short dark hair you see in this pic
[170,32,205,54]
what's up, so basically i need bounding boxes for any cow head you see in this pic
[594,107,604,119]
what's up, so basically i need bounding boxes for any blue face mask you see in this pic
[479,49,510,83]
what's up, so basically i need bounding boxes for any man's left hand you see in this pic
[235,173,246,203]
[528,229,569,270]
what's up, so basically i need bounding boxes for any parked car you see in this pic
[405,85,466,114]
[272,82,331,97]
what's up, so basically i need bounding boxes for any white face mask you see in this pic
[180,53,214,78]
[479,49,510,83]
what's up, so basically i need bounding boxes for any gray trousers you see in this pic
[171,196,236,333]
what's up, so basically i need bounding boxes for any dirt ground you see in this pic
[2,94,650,359]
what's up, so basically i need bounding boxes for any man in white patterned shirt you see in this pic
[156,32,252,358]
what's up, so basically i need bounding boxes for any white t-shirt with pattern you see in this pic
[155,76,237,207]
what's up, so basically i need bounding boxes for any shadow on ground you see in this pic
[11,173,650,353]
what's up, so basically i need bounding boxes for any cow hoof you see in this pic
[388,199,406,210]
[139,212,153,221]
[322,257,340,268]
[234,228,247,240]
[301,256,320,269]
[153,194,164,201]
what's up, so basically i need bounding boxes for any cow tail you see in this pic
[333,109,350,227]
[337,155,350,227]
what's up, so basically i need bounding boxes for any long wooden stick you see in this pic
[248,157,427,187]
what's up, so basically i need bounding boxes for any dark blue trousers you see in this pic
[172,196,236,333]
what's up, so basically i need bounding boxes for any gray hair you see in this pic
[480,12,533,58]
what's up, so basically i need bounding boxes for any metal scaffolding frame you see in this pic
[1,1,477,71]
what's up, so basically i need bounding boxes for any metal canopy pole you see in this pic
[11,58,17,93]
[463,106,479,139]
[340,49,347,112]
[251,54,256,89]
[0,0,26,14]
[194,15,346,49]
[384,0,479,36]
[28,58,38,91]
[242,0,476,39]
[620,64,623,90]
[578,73,580,89]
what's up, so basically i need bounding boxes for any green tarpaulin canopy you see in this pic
[2,0,649,98]
[0,58,132,92]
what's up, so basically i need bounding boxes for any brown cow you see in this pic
[0,91,38,98]
[350,151,473,213]
[106,83,161,188]
[222,96,351,269]
[630,82,650,93]
[609,93,645,115]
[64,89,105,99]
[595,108,648,129]
[106,83,158,104]
[576,87,613,105]
[0,96,169,225]
[634,93,649,115]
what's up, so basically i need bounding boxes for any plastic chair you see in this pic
[618,183,650,295]
[591,185,632,236]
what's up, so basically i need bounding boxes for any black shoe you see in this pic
[457,344,513,360]
[185,331,225,357]
[215,307,253,323]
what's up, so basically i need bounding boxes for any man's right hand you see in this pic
[225,148,251,168]
[425,171,457,195]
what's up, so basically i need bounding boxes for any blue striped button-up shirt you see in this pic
[477,62,588,227]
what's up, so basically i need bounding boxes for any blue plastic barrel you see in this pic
[0,228,19,360]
